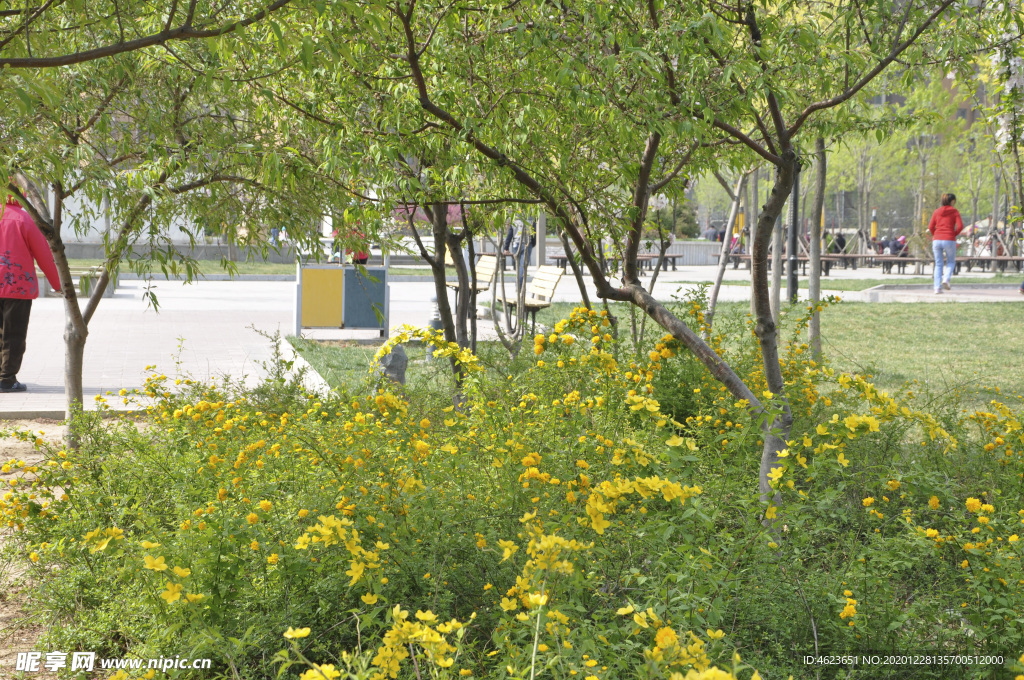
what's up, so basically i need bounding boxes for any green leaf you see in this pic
[302,37,315,70]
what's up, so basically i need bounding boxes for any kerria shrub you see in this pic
[2,301,1023,680]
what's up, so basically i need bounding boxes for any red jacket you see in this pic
[0,197,61,299]
[928,205,965,241]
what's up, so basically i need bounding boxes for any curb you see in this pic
[278,336,335,398]
[0,406,146,421]
[117,274,297,282]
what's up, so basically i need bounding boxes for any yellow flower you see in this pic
[268,553,280,565]
[928,496,940,510]
[247,513,259,524]
[498,540,518,561]
[765,506,777,520]
[160,582,183,603]
[144,555,168,572]
[459,670,474,676]
[185,593,205,604]
[706,629,725,640]
[259,500,273,512]
[654,627,678,648]
[283,627,311,639]
[361,593,379,605]
[172,566,191,577]
[298,509,309,518]
[29,552,39,563]
[966,497,982,513]
[616,604,634,615]
[415,610,437,622]
[862,497,875,507]
[300,665,341,680]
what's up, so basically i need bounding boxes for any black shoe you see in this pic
[0,381,27,392]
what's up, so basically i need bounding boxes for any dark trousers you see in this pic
[0,298,32,385]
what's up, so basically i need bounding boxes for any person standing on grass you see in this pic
[0,190,62,393]
[928,193,965,294]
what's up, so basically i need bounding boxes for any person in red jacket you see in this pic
[0,193,62,392]
[928,193,965,294]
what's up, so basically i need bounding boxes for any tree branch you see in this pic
[0,0,295,68]
[787,0,957,139]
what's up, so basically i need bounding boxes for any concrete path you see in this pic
[1,267,1021,419]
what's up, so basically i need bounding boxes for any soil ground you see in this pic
[0,419,65,680]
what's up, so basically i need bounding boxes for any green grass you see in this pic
[286,338,423,394]
[289,337,541,395]
[682,275,1020,292]
[292,299,1024,412]
[814,301,1024,408]
[67,259,441,277]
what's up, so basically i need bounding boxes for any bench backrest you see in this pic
[526,265,563,301]
[473,255,497,286]
[444,252,498,286]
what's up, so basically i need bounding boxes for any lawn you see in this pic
[67,259,438,277]
[292,299,1024,411]
[685,272,1018,292]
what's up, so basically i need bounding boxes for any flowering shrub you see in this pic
[2,299,1023,679]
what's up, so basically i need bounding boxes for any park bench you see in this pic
[736,254,835,276]
[504,265,564,335]
[959,256,1024,273]
[875,256,929,275]
[38,265,114,298]
[446,254,498,298]
[550,251,668,275]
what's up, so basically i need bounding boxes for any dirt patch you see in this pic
[0,419,66,469]
[0,577,54,680]
[0,419,64,680]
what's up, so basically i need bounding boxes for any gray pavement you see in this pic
[1,266,1021,419]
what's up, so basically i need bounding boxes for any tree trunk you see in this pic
[808,137,826,362]
[1010,106,1024,253]
[706,173,746,333]
[444,227,471,348]
[466,230,478,353]
[771,214,782,325]
[750,167,759,315]
[408,206,466,387]
[751,150,798,504]
[993,164,1002,237]
[558,227,592,309]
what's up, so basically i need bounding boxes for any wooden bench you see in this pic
[550,251,667,276]
[735,254,836,276]
[445,254,497,294]
[874,256,929,274]
[505,265,563,334]
[959,256,1024,273]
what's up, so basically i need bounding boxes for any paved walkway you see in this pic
[1,267,1021,418]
